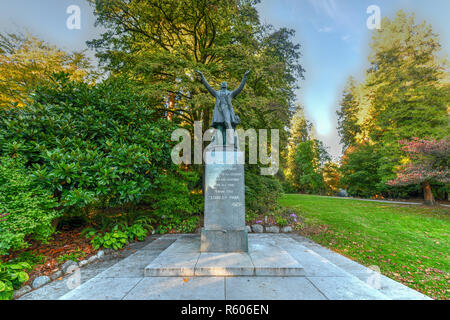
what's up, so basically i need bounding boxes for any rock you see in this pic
[96,250,105,259]
[78,260,88,267]
[13,285,32,299]
[245,225,252,233]
[32,276,50,289]
[251,224,264,233]
[61,260,78,274]
[281,226,293,233]
[50,270,63,281]
[265,226,280,233]
[337,189,348,197]
[87,255,98,264]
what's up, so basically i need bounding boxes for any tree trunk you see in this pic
[422,181,436,206]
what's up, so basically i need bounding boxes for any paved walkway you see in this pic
[324,195,450,207]
[18,234,431,300]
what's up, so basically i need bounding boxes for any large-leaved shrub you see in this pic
[0,73,176,212]
[0,157,59,255]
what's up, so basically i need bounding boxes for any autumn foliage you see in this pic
[387,138,449,204]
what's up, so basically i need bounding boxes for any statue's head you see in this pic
[220,82,227,90]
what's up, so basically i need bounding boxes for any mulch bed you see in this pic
[2,226,99,286]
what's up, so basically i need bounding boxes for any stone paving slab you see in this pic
[145,252,200,277]
[307,276,390,300]
[355,272,432,300]
[248,242,304,276]
[145,235,305,277]
[141,237,177,251]
[285,248,349,277]
[60,277,142,300]
[97,250,161,278]
[123,277,225,300]
[225,277,326,300]
[195,252,255,276]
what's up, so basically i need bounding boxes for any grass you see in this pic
[279,194,450,300]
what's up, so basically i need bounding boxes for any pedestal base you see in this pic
[200,229,248,253]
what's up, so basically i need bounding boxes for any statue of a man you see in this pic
[196,70,250,145]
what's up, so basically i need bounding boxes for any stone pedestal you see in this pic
[201,145,247,252]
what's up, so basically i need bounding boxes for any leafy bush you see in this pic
[0,261,31,300]
[126,223,148,241]
[245,172,283,216]
[151,170,202,234]
[151,171,202,218]
[87,225,129,250]
[0,73,176,212]
[0,157,59,255]
[84,221,150,250]
[155,216,199,234]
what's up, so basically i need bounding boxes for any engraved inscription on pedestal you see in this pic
[201,148,247,252]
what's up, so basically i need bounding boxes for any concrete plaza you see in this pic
[19,233,431,300]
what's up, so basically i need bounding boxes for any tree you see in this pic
[366,11,448,180]
[0,33,93,107]
[336,77,372,151]
[87,0,305,152]
[387,138,449,205]
[322,162,340,195]
[293,140,329,194]
[337,11,449,198]
[339,143,382,198]
[284,105,310,182]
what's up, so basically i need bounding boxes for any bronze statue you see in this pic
[196,70,249,146]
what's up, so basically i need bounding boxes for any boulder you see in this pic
[50,270,63,281]
[13,285,32,299]
[265,226,280,233]
[32,276,50,289]
[251,224,264,233]
[281,226,293,233]
[61,260,78,274]
[96,250,105,259]
[78,260,88,267]
[87,255,98,264]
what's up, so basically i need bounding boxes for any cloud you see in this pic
[318,26,333,33]
[341,34,350,41]
[307,0,338,20]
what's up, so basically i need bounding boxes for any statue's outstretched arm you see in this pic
[195,70,216,97]
[231,70,250,98]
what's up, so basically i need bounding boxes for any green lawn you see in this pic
[279,194,450,300]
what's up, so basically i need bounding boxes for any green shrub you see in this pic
[275,216,289,227]
[84,221,150,250]
[245,172,283,216]
[0,73,176,212]
[151,171,202,218]
[0,157,59,255]
[0,261,31,300]
[89,225,129,250]
[151,170,202,234]
[155,216,199,234]
[126,223,148,241]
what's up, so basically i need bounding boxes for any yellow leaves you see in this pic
[0,33,92,107]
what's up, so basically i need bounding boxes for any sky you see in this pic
[0,0,449,160]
